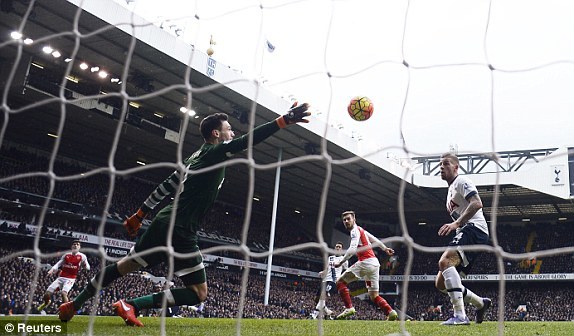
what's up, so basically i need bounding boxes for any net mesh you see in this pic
[1,1,573,335]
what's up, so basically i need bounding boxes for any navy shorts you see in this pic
[316,280,338,297]
[448,224,490,276]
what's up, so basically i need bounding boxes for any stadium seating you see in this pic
[2,145,574,321]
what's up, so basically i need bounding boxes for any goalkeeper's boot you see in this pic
[113,299,143,327]
[387,309,398,321]
[336,307,356,320]
[58,302,75,322]
[37,300,50,312]
[475,297,492,324]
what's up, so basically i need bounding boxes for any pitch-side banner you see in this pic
[71,231,135,250]
[6,222,573,282]
[203,254,319,278]
[380,273,574,282]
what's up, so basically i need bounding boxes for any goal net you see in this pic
[1,0,573,335]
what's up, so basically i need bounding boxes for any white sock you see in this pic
[463,287,484,308]
[316,299,325,311]
[442,266,466,318]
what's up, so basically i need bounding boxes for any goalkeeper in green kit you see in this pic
[58,103,311,326]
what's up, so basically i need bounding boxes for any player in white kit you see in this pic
[436,153,492,325]
[309,242,348,319]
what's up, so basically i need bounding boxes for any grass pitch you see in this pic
[1,316,572,335]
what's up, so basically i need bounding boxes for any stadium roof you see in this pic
[1,0,572,233]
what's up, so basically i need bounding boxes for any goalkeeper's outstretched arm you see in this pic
[123,169,182,237]
[123,103,311,237]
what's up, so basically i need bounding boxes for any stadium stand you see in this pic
[1,238,574,321]
[2,137,574,322]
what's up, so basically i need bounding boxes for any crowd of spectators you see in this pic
[0,145,318,264]
[2,144,574,322]
[0,204,320,272]
[4,145,573,273]
[367,221,574,276]
[1,240,573,322]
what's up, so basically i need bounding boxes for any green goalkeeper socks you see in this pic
[128,295,153,311]
[129,288,200,311]
[73,263,121,310]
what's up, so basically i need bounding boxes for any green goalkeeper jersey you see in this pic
[140,119,281,242]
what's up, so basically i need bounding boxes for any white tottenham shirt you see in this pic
[446,175,489,235]
[324,255,347,282]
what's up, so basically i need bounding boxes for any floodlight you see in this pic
[10,31,22,40]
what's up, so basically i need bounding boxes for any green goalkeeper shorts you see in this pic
[128,219,206,286]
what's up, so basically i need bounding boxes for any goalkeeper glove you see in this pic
[276,102,311,128]
[124,208,146,237]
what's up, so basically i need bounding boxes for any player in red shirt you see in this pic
[334,211,398,321]
[37,240,90,312]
